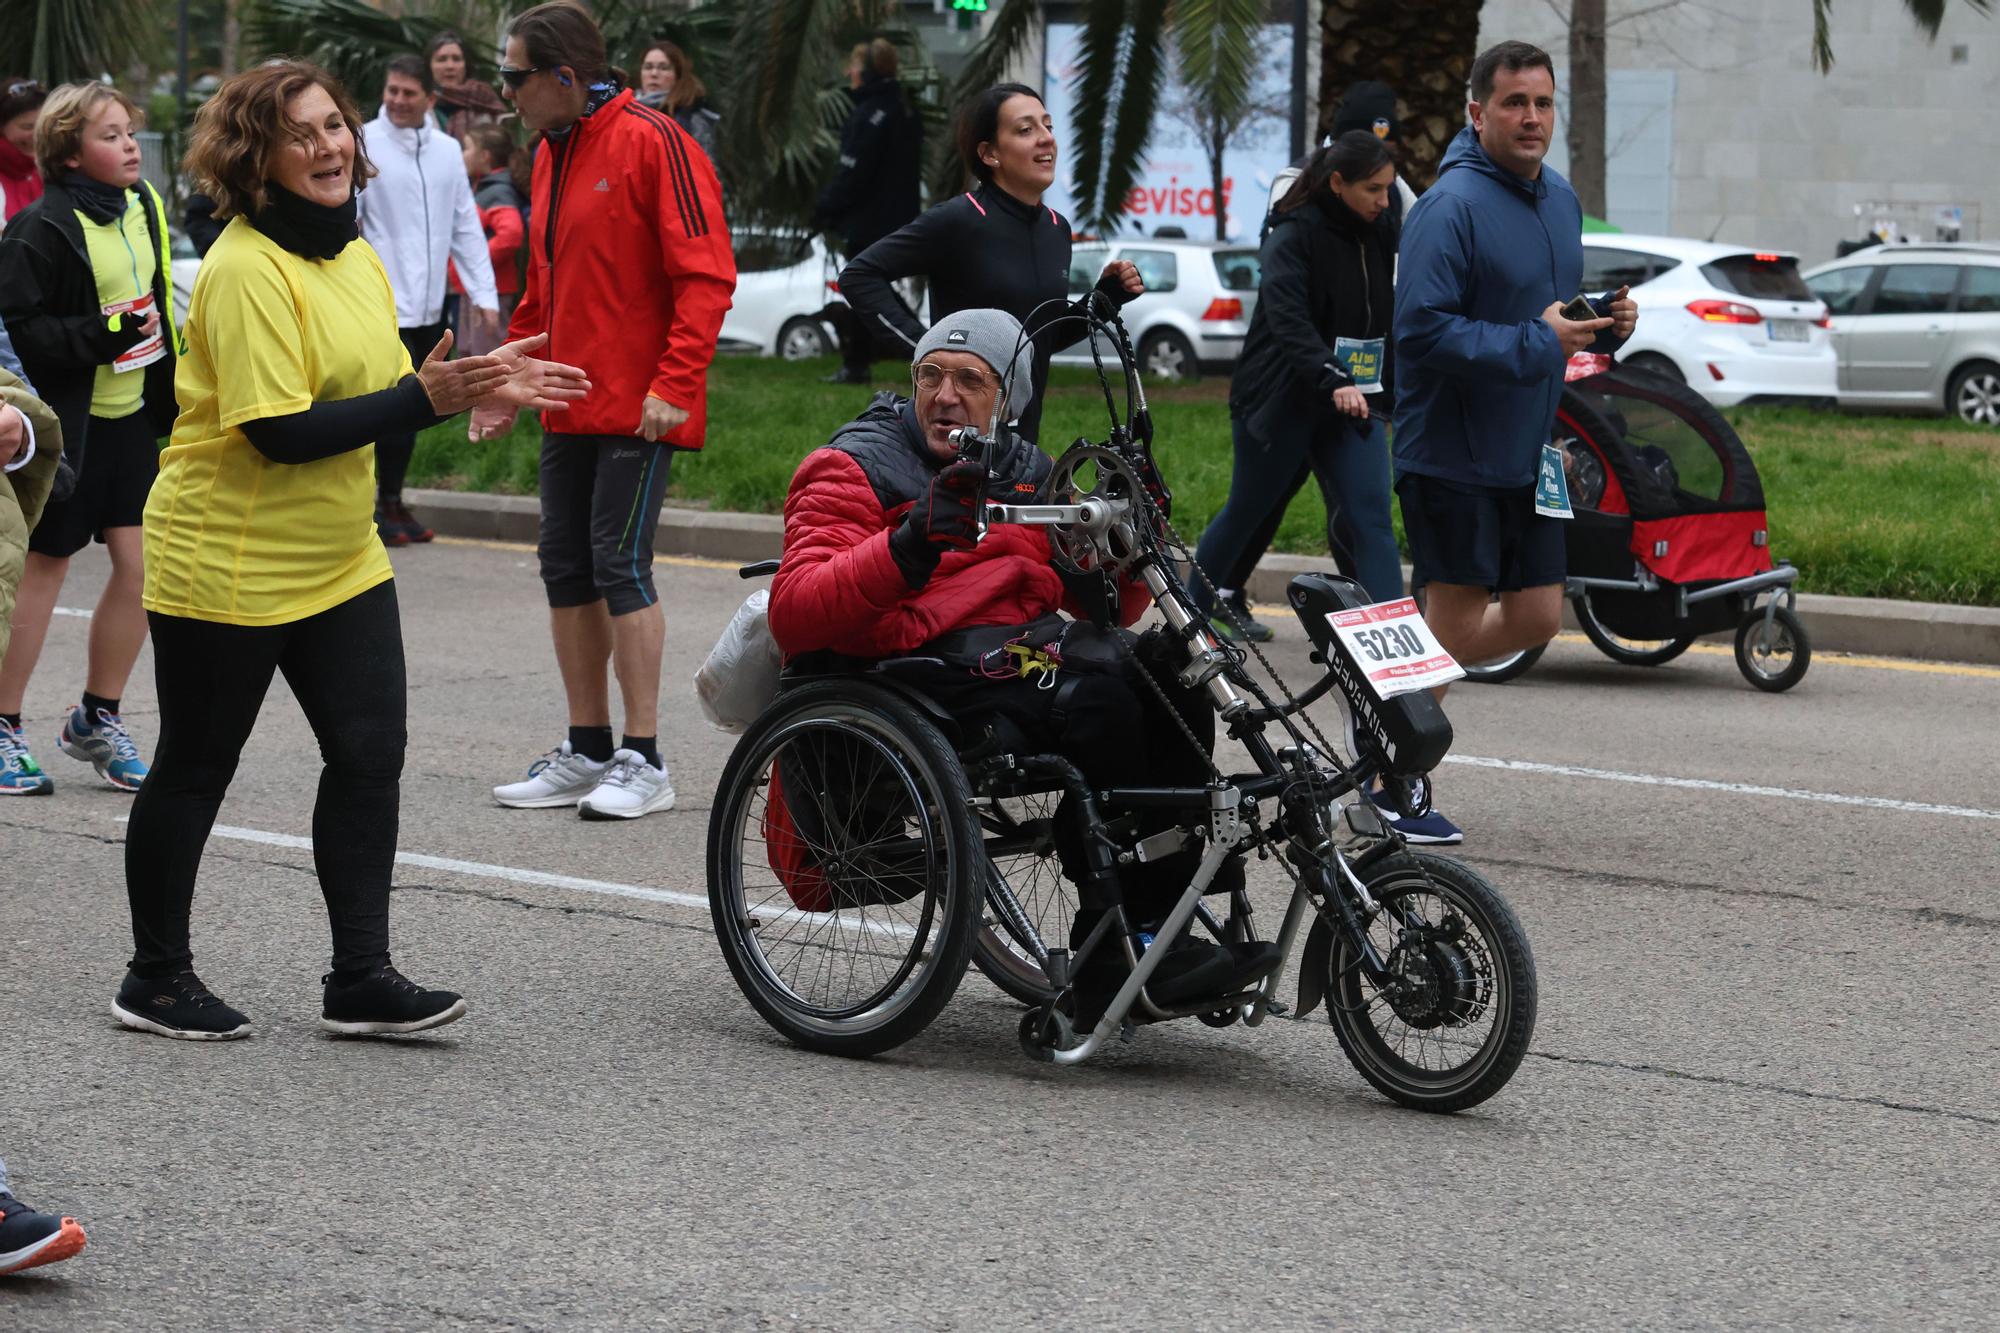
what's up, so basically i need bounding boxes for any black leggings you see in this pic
[124,581,407,977]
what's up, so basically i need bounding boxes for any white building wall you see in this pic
[1477,0,2000,263]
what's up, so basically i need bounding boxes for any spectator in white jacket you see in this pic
[357,53,499,546]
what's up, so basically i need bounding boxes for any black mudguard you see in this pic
[1295,916,1335,1020]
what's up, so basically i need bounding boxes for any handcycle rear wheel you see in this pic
[707,681,984,1057]
[1323,852,1537,1113]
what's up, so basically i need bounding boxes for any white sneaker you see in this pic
[493,741,609,809]
[576,749,677,821]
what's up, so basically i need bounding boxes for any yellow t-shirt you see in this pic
[78,191,156,420]
[143,218,407,626]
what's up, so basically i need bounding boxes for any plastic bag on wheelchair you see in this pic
[695,590,783,733]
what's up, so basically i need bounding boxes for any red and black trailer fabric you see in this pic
[1556,367,1775,587]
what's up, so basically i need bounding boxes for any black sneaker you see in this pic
[1210,591,1276,643]
[0,1192,88,1275]
[821,366,872,385]
[112,969,252,1041]
[321,966,466,1036]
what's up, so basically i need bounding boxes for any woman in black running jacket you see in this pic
[836,83,1142,444]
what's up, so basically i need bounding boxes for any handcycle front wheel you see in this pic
[707,680,985,1057]
[1322,852,1538,1113]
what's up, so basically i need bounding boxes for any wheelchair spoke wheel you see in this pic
[1324,853,1538,1113]
[707,682,983,1056]
[973,789,1078,1005]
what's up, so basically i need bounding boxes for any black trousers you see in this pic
[881,628,1216,926]
[374,322,448,500]
[124,581,407,977]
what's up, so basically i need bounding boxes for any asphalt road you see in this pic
[3,537,1995,1330]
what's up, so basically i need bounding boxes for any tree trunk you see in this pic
[1318,0,1483,189]
[1210,110,1228,241]
[223,0,243,78]
[1567,0,1606,217]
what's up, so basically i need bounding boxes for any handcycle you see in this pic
[706,302,1538,1112]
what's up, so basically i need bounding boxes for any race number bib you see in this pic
[1535,441,1574,519]
[1334,337,1385,394]
[1326,598,1465,699]
[106,293,165,374]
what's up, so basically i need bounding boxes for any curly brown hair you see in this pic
[182,61,376,221]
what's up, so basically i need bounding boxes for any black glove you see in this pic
[887,459,984,587]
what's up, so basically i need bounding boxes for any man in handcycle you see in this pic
[766,308,1279,1020]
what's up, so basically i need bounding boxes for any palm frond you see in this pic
[1066,0,1131,229]
[247,0,461,102]
[1,0,144,85]
[1813,0,1992,72]
[1171,0,1262,128]
[1091,0,1171,233]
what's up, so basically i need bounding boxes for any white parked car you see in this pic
[1055,237,1262,381]
[719,231,846,360]
[1581,234,1836,406]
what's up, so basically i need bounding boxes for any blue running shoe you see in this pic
[1369,781,1464,845]
[0,718,53,795]
[58,705,149,792]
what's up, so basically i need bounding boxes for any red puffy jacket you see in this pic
[769,396,1144,659]
[507,90,735,447]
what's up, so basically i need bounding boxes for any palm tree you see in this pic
[1,0,147,85]
[1811,0,1992,69]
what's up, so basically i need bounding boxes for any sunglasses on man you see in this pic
[496,66,542,89]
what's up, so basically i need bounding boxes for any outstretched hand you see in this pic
[485,332,593,413]
[415,329,510,417]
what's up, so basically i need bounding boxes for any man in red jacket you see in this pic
[770,307,1270,1017]
[477,1,735,822]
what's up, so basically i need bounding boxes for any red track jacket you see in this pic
[507,90,735,446]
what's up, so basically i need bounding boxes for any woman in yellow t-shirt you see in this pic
[118,61,588,1042]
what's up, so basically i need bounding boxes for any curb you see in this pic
[407,488,2000,668]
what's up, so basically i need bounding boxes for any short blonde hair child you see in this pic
[34,81,143,182]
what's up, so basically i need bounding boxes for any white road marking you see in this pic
[194,821,919,939]
[1445,754,2000,821]
[53,606,92,618]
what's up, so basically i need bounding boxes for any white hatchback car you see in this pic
[1054,237,1262,381]
[1581,234,1836,406]
[718,231,847,360]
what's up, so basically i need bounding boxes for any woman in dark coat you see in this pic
[1192,132,1403,609]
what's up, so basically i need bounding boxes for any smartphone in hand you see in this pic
[1560,294,1598,322]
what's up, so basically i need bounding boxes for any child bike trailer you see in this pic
[1555,364,1810,692]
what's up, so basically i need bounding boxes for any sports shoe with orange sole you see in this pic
[0,1193,88,1275]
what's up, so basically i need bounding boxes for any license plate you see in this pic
[1769,319,1810,342]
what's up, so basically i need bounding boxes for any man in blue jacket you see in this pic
[1390,40,1636,843]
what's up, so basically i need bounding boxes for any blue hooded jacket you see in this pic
[1392,126,1622,489]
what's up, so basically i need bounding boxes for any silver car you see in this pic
[1802,243,2000,426]
[1055,238,1262,382]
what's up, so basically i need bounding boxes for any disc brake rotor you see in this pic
[1383,921,1482,1029]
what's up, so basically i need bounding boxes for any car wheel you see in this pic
[1947,361,2000,427]
[1138,328,1199,383]
[1621,351,1683,383]
[777,316,832,361]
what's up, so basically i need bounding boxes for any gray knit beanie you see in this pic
[912,308,1037,423]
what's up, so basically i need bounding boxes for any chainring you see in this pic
[1040,445,1148,578]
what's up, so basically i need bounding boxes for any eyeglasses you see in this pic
[495,65,542,89]
[5,80,41,98]
[913,362,1000,395]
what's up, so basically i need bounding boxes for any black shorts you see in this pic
[1396,471,1566,593]
[28,411,159,558]
[537,433,675,617]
